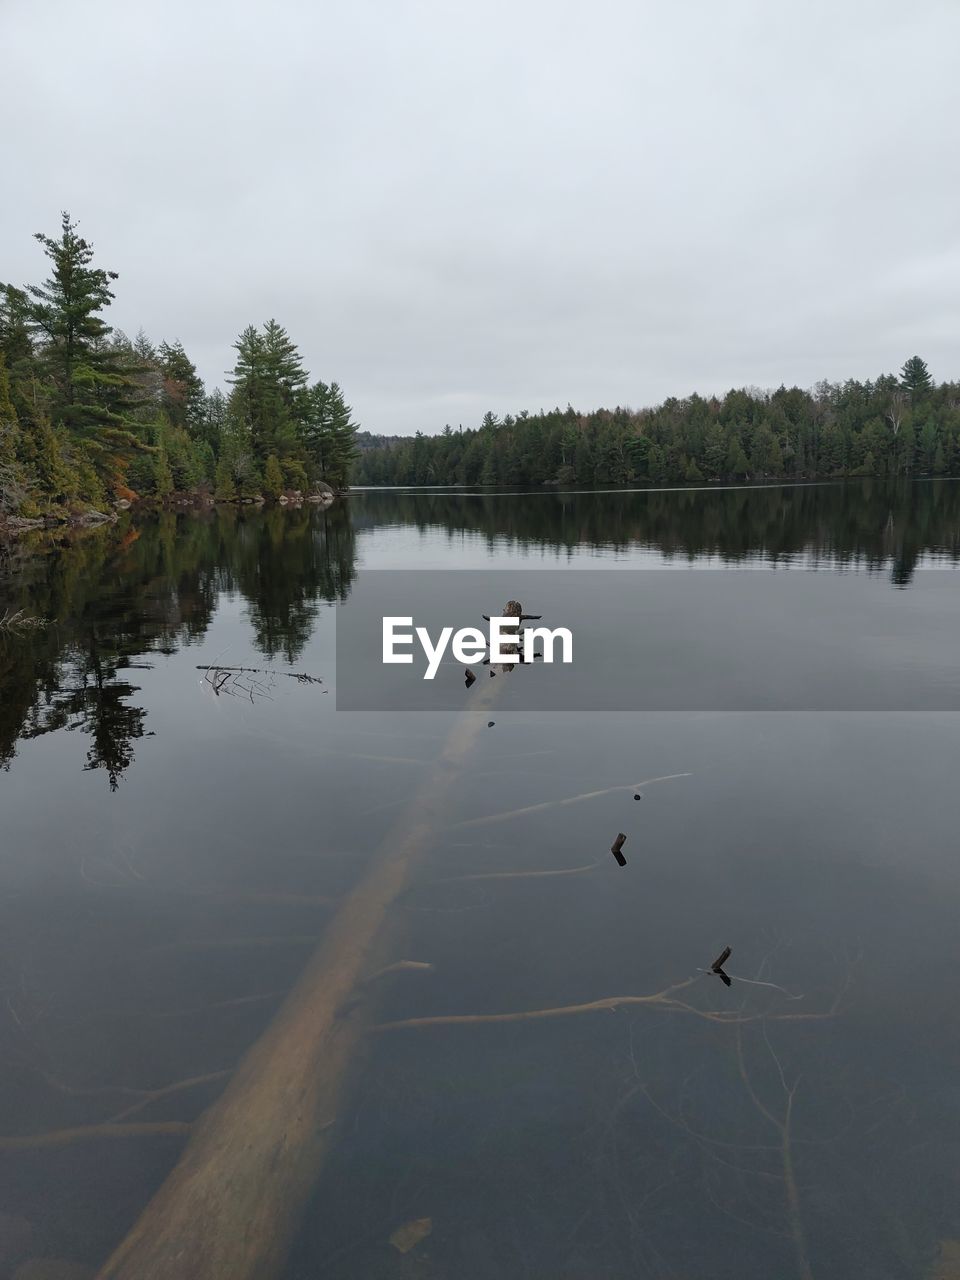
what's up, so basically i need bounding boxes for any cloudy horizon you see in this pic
[4,0,958,436]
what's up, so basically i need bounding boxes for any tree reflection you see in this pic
[0,503,357,786]
[2,479,959,787]
[350,477,960,581]
[224,504,356,663]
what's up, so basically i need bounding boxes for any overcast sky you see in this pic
[3,0,958,435]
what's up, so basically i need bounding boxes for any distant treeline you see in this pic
[354,358,958,487]
[0,212,359,521]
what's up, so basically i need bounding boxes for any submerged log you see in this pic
[96,676,502,1280]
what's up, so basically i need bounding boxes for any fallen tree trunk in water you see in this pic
[96,680,500,1280]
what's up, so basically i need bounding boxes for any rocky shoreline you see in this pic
[0,482,340,540]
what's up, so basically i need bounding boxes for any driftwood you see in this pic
[95,669,503,1280]
[611,833,627,866]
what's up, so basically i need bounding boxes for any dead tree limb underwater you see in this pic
[429,859,606,884]
[451,773,692,829]
[196,664,323,684]
[94,612,699,1280]
[107,1071,231,1124]
[370,979,841,1035]
[96,670,504,1280]
[198,663,326,702]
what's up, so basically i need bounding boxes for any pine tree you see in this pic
[26,415,75,504]
[282,458,309,492]
[214,455,235,501]
[153,446,174,498]
[0,285,37,422]
[301,380,333,478]
[158,340,206,432]
[194,440,216,487]
[132,329,156,363]
[749,423,783,477]
[325,383,358,489]
[228,320,306,462]
[263,453,284,500]
[74,447,106,507]
[900,355,932,399]
[218,389,261,498]
[726,436,750,480]
[25,212,142,487]
[201,388,227,453]
[0,353,27,514]
[128,329,164,418]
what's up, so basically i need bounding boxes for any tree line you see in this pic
[0,212,359,520]
[354,356,959,488]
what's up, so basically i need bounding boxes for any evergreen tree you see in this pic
[263,453,284,499]
[158,339,206,431]
[153,445,174,497]
[214,454,236,501]
[228,319,307,462]
[301,380,333,477]
[1,216,364,512]
[128,328,164,419]
[0,353,27,514]
[201,388,228,453]
[132,329,156,363]
[900,355,932,399]
[324,382,358,489]
[218,387,261,497]
[24,212,142,487]
[726,436,750,480]
[0,285,37,422]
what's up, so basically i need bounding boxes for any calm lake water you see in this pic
[1,480,959,1279]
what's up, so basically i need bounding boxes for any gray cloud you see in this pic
[3,0,958,433]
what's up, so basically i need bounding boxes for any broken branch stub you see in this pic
[611,833,627,867]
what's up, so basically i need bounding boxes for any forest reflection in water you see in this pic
[0,480,958,1280]
[0,503,357,788]
[3,478,960,789]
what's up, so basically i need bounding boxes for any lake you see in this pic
[1,480,959,1279]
